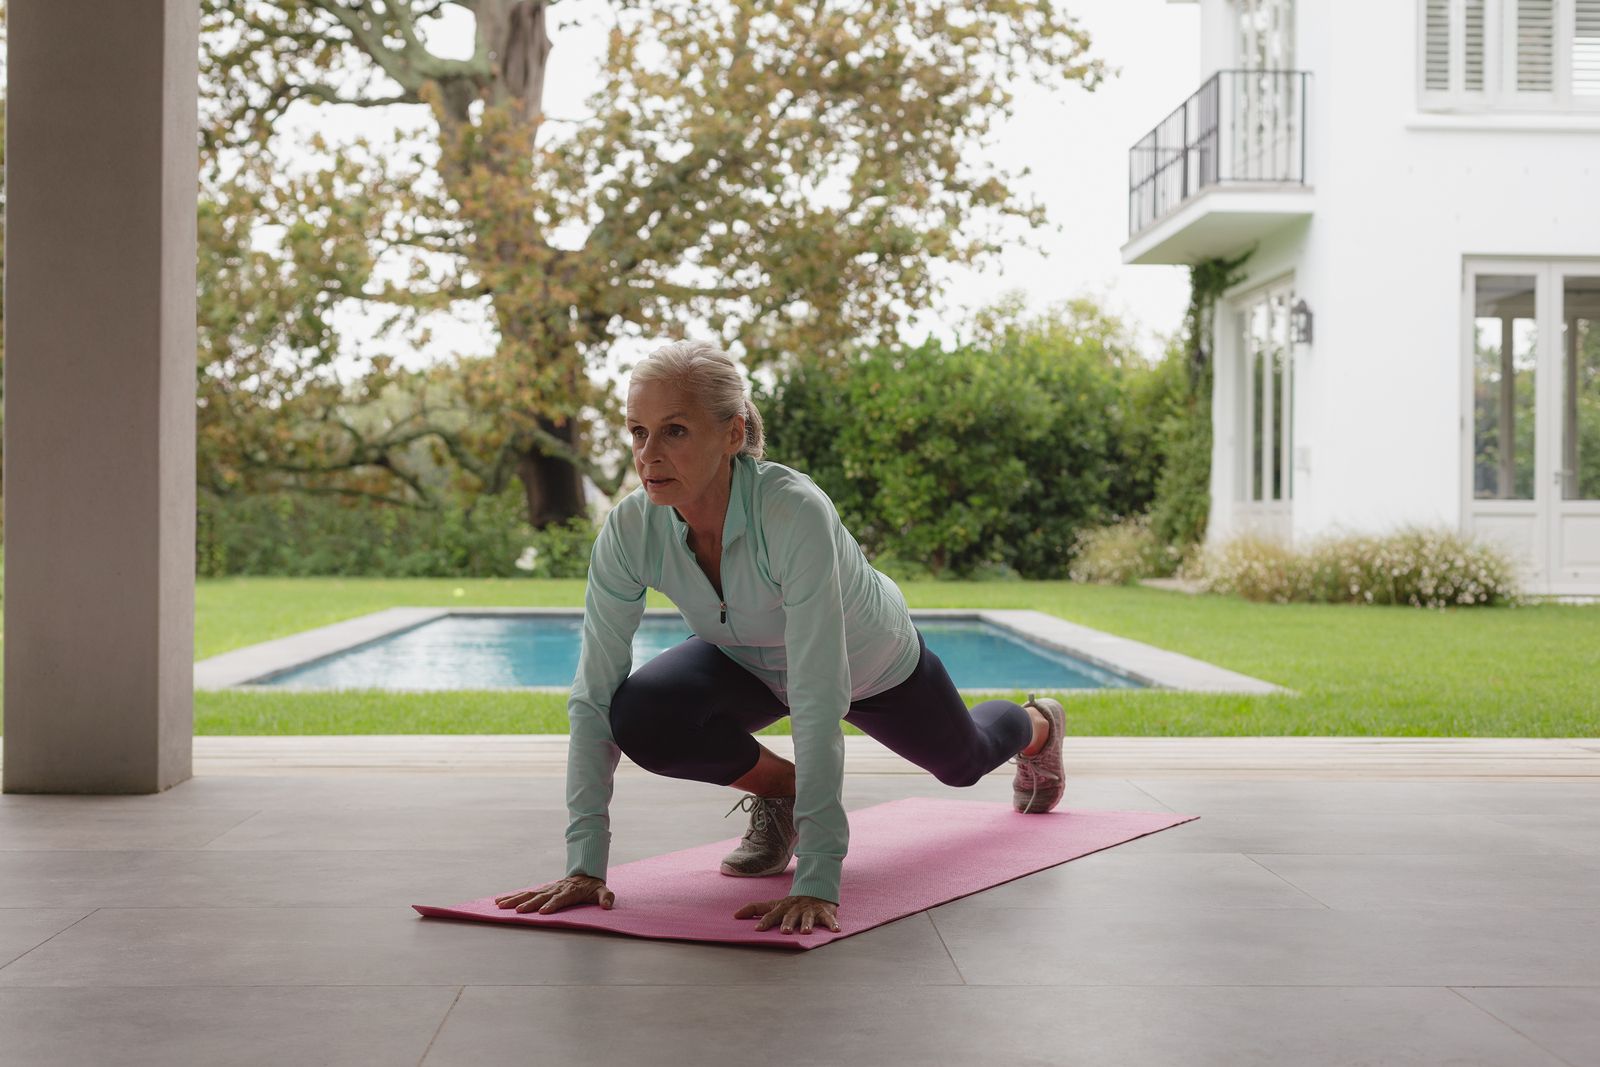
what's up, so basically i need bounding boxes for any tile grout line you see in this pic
[924,911,969,985]
[1444,986,1580,1067]
[194,809,268,849]
[416,985,466,1067]
[1239,853,1334,909]
[1121,778,1178,812]
[0,908,101,974]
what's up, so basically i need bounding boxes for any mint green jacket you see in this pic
[563,453,921,904]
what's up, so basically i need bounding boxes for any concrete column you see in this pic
[3,0,198,792]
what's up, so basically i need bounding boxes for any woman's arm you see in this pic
[563,510,648,884]
[770,489,853,905]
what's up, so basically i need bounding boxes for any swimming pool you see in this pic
[248,615,1144,691]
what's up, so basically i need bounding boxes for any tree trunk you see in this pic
[516,416,587,527]
[442,2,583,527]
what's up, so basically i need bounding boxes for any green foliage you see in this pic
[759,297,1181,578]
[193,1,1107,519]
[1148,252,1253,551]
[1190,527,1524,608]
[1067,515,1181,585]
[1149,397,1214,548]
[516,516,600,580]
[196,489,596,579]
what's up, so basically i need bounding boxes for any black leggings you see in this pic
[607,629,1032,789]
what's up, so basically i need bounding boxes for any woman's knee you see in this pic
[933,761,989,789]
[607,676,671,763]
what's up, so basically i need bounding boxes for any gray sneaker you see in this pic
[1009,693,1066,813]
[720,793,798,877]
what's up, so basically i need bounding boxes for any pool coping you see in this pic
[193,607,1288,696]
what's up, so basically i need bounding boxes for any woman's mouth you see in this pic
[645,477,675,488]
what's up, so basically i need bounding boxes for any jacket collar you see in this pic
[666,454,751,549]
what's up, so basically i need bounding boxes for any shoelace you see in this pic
[1007,692,1062,812]
[725,793,772,841]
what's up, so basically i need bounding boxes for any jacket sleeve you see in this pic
[563,510,648,883]
[769,489,851,905]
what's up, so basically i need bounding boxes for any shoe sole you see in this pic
[719,859,793,877]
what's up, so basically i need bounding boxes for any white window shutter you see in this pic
[1465,0,1488,88]
[1576,0,1600,96]
[1516,0,1556,91]
[1426,0,1453,90]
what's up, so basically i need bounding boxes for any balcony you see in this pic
[1122,69,1314,266]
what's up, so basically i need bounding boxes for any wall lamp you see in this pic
[1291,299,1314,345]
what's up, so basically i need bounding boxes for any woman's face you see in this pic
[625,379,745,513]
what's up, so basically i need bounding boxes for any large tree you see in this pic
[196,0,1103,524]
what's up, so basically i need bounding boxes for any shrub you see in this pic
[1148,396,1212,550]
[196,489,597,578]
[514,516,599,579]
[759,339,1106,578]
[1184,535,1309,602]
[1067,515,1182,585]
[1190,527,1523,608]
[758,297,1182,579]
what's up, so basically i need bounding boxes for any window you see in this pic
[1237,0,1295,71]
[1238,285,1295,505]
[1472,275,1538,499]
[1420,0,1600,109]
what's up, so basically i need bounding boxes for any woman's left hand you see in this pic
[734,895,841,934]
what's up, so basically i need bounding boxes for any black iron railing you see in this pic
[1128,69,1310,239]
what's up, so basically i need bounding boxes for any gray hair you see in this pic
[630,340,766,460]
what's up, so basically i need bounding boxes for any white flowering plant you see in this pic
[1067,515,1184,585]
[1188,527,1524,608]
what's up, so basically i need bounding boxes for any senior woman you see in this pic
[494,340,1067,936]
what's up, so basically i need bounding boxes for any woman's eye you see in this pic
[668,425,686,437]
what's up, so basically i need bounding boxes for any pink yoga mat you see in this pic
[414,797,1197,950]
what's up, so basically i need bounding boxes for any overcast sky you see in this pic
[277,0,1201,380]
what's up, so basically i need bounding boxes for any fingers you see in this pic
[531,887,585,914]
[516,892,557,914]
[733,899,778,920]
[496,881,562,910]
[503,886,560,913]
[495,878,617,915]
[750,900,824,934]
[767,904,841,935]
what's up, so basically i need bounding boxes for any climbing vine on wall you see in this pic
[1149,250,1252,551]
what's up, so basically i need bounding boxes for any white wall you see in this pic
[1195,0,1236,76]
[1203,0,1600,548]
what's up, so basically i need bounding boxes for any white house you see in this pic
[1123,0,1600,596]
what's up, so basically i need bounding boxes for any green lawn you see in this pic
[3,576,1596,736]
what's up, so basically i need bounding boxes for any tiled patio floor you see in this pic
[2,740,1597,1065]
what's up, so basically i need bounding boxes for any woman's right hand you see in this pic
[494,875,615,915]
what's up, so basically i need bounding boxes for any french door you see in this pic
[1464,260,1600,593]
[1235,280,1295,540]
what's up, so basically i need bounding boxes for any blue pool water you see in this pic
[252,615,1142,691]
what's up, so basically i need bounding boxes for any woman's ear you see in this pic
[728,412,746,456]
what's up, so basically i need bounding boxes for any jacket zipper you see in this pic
[689,540,731,628]
[685,525,737,634]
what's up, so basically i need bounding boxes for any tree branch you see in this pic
[302,0,491,96]
[295,82,414,108]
